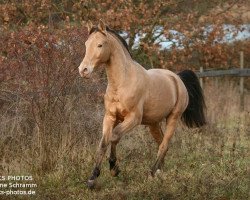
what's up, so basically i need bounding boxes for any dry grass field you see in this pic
[0,78,249,200]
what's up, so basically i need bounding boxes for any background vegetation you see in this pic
[0,0,249,199]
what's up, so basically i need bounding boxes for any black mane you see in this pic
[89,26,131,57]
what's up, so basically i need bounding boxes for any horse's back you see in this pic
[147,68,187,98]
[147,68,180,80]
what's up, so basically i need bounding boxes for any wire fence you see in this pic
[196,68,250,78]
[196,52,248,111]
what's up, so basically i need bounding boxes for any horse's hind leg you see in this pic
[150,113,180,176]
[149,123,164,146]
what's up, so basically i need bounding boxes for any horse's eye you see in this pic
[98,44,103,48]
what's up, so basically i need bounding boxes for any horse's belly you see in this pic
[141,102,174,124]
[142,72,177,124]
[142,88,176,124]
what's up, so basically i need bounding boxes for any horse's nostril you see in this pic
[83,68,88,73]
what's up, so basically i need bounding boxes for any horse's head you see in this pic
[79,20,111,78]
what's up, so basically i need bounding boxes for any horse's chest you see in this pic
[105,95,128,121]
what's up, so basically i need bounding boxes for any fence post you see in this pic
[200,66,203,89]
[240,51,244,111]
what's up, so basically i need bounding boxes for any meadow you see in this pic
[0,77,249,200]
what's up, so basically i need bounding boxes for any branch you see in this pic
[215,0,240,16]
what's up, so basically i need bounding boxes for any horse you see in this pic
[78,20,206,189]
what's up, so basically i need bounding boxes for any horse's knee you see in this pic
[110,132,121,143]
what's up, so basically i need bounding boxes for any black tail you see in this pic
[178,70,206,128]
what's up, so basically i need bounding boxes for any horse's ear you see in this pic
[98,20,107,33]
[87,20,93,33]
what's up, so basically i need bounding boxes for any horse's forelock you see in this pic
[89,27,106,36]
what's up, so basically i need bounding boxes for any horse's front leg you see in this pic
[109,112,142,176]
[87,114,115,189]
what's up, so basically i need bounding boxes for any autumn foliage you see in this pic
[0,0,249,173]
[1,0,249,71]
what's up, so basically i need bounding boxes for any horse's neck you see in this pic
[106,36,133,90]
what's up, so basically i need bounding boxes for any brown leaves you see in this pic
[0,0,248,72]
[0,26,89,100]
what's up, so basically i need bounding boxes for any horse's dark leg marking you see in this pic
[89,167,100,181]
[108,122,120,176]
[109,141,120,176]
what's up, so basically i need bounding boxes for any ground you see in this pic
[2,114,248,200]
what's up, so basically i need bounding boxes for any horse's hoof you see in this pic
[86,179,96,189]
[110,166,120,177]
[155,169,162,177]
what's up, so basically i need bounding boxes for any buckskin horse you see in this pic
[78,20,206,189]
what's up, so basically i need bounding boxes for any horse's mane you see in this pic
[89,26,132,57]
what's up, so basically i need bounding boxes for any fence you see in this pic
[196,68,250,78]
[196,51,249,111]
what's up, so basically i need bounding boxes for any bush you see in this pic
[0,26,106,173]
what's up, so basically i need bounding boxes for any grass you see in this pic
[0,81,249,200]
[2,115,248,200]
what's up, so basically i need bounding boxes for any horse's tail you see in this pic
[178,70,206,128]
